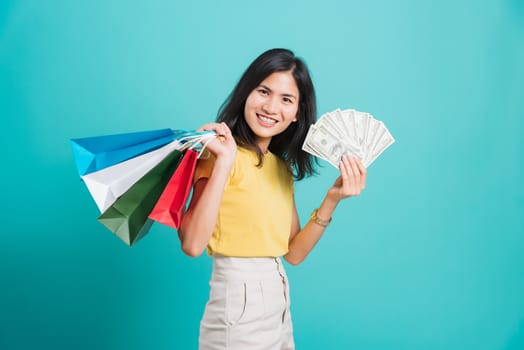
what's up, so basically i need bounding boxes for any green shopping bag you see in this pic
[97,149,183,246]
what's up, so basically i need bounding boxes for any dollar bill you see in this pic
[303,124,345,167]
[302,108,394,168]
[365,127,395,167]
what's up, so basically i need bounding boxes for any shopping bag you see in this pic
[81,140,183,212]
[149,149,198,229]
[71,128,176,176]
[73,127,218,246]
[97,149,183,246]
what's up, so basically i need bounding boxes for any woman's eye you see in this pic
[283,97,293,104]
[258,89,269,95]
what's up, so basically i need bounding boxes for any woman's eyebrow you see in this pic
[259,84,297,99]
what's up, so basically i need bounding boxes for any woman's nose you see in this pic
[262,97,278,115]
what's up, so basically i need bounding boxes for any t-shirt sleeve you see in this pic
[193,152,216,184]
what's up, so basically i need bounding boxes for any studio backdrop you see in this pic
[1,1,523,349]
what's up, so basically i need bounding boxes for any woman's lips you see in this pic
[257,113,278,127]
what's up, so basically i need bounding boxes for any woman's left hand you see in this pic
[327,155,367,201]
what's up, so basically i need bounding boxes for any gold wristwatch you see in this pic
[310,208,332,227]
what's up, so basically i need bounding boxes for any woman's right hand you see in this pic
[198,122,237,167]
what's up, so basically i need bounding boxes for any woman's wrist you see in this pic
[214,151,236,170]
[322,193,340,210]
[314,195,339,226]
[208,157,234,184]
[310,208,332,227]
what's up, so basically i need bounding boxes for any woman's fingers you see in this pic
[197,123,216,132]
[218,123,232,143]
[197,122,234,144]
[197,122,236,160]
[348,157,361,185]
[339,155,357,197]
[216,122,228,137]
[339,155,353,189]
[198,122,229,136]
[337,155,367,197]
[355,159,367,190]
[221,122,232,136]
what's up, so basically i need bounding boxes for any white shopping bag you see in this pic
[81,140,184,212]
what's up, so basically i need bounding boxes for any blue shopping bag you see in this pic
[70,128,176,176]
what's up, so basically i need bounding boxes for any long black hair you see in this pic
[216,48,317,181]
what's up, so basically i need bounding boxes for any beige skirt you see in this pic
[199,255,295,350]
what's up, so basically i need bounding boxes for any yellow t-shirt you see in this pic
[194,146,294,257]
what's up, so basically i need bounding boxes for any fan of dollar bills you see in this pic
[302,108,395,168]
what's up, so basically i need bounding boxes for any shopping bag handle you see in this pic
[177,131,216,159]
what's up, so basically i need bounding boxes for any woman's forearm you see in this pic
[285,156,366,265]
[284,195,340,265]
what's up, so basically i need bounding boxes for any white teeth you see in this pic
[258,114,277,124]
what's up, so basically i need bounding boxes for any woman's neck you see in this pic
[256,138,271,154]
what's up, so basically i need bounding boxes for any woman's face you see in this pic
[244,70,299,151]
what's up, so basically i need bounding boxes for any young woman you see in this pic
[178,48,367,350]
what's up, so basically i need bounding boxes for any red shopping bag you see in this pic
[148,149,198,229]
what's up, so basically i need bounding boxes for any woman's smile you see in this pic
[256,113,278,126]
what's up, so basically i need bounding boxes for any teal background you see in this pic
[1,0,523,349]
